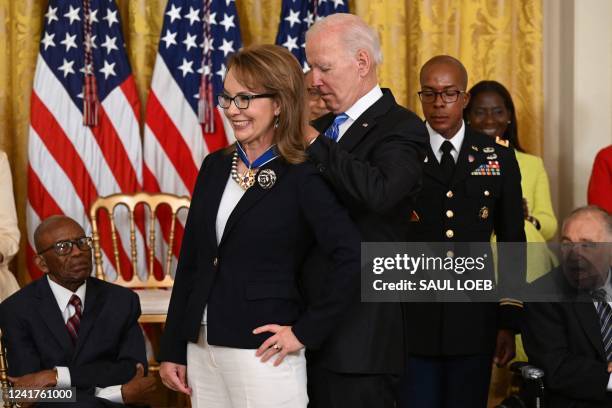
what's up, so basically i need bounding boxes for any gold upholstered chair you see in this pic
[89,192,190,324]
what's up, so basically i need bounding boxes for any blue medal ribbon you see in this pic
[236,142,279,169]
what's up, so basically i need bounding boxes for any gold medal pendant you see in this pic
[231,151,257,190]
[239,168,256,189]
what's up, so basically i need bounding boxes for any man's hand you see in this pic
[8,369,56,388]
[304,124,320,145]
[607,362,612,373]
[159,362,191,396]
[120,364,157,405]
[493,329,516,367]
[253,325,304,366]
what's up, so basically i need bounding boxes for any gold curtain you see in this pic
[0,0,542,287]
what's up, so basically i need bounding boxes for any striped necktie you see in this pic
[66,294,82,344]
[324,113,349,142]
[592,289,612,361]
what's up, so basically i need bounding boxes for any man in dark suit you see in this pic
[398,55,526,408]
[0,215,155,407]
[303,13,428,408]
[523,206,612,408]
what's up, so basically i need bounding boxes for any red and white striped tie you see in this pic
[66,294,82,344]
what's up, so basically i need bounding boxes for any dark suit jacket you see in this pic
[0,276,146,406]
[303,88,428,374]
[158,149,361,365]
[404,127,526,356]
[523,269,612,407]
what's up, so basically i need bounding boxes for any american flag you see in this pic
[275,0,349,69]
[143,0,242,273]
[27,0,143,279]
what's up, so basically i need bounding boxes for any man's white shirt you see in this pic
[47,276,123,403]
[335,85,383,142]
[426,120,465,164]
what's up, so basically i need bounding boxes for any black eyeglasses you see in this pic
[418,90,465,104]
[217,93,275,110]
[38,237,93,256]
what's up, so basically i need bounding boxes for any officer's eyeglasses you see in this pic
[217,93,276,110]
[38,237,93,256]
[418,90,465,104]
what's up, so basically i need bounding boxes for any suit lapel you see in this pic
[338,90,394,153]
[218,158,288,247]
[73,278,105,360]
[204,151,233,247]
[36,277,75,356]
[573,298,606,359]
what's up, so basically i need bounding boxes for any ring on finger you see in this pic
[273,344,281,350]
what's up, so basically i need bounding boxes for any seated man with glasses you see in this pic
[523,206,612,408]
[0,215,155,407]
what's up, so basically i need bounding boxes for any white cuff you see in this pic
[55,366,71,388]
[95,385,124,404]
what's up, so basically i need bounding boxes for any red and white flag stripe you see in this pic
[27,56,144,281]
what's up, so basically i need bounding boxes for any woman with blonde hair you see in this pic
[158,45,360,408]
[0,150,20,302]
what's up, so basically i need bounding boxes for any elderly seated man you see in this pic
[523,206,612,408]
[0,215,155,407]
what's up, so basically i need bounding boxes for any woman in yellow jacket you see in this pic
[464,80,557,280]
[464,80,558,403]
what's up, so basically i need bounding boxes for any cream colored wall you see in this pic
[543,0,612,224]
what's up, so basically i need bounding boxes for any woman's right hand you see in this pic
[159,362,192,395]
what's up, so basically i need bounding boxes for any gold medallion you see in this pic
[231,151,257,190]
[238,168,256,189]
[479,206,489,220]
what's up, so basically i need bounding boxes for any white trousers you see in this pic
[187,326,308,408]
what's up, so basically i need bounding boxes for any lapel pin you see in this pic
[471,145,479,151]
[483,147,495,153]
[362,123,369,127]
[468,155,475,163]
[424,156,429,163]
[486,154,497,160]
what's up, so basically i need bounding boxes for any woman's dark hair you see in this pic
[464,80,524,152]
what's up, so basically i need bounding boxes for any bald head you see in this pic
[562,206,612,241]
[34,215,83,253]
[420,55,468,90]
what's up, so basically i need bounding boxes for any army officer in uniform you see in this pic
[398,56,526,408]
